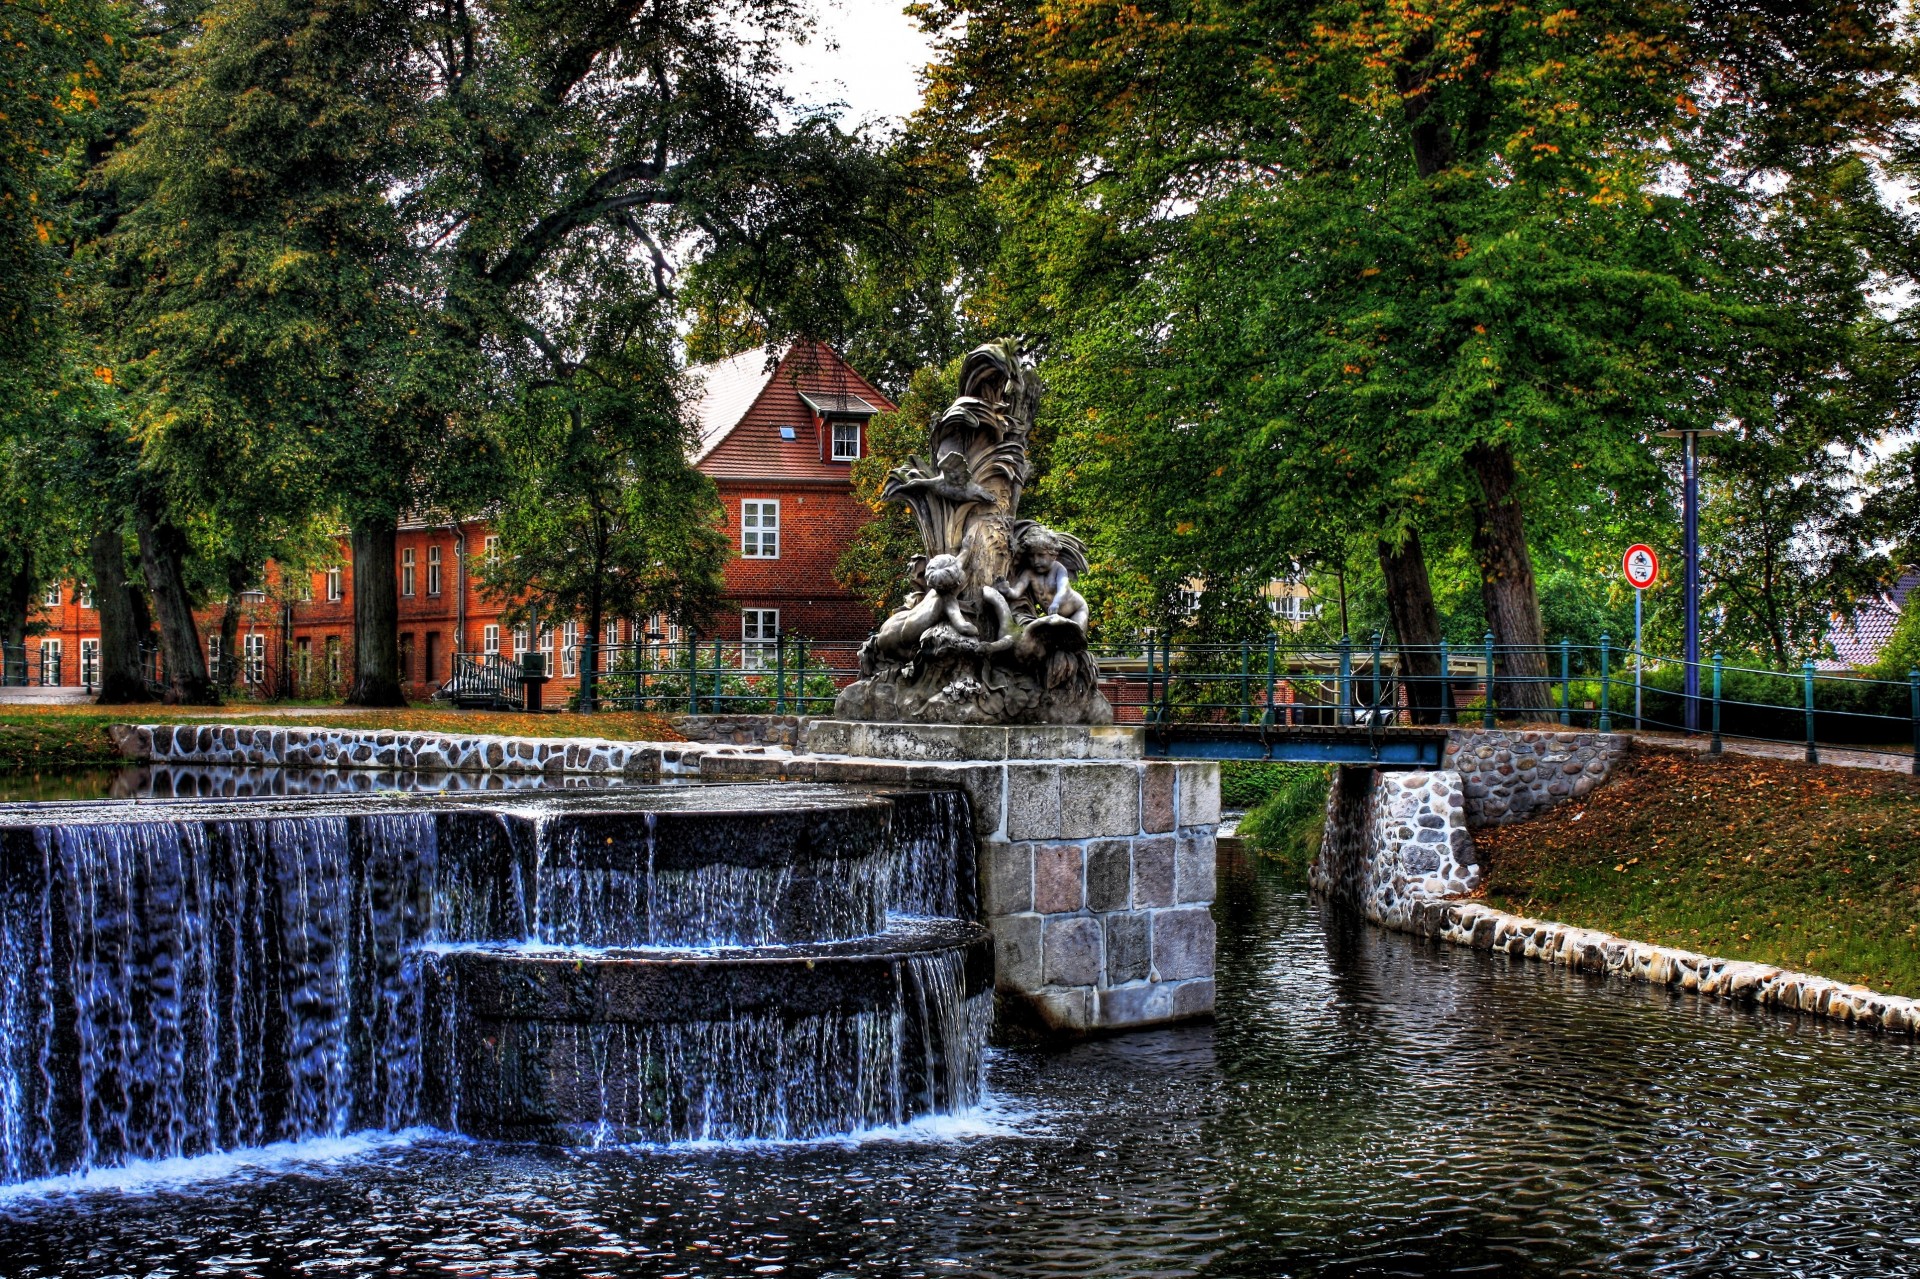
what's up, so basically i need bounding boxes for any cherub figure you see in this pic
[1004,526,1088,631]
[872,554,975,660]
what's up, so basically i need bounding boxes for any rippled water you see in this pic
[0,846,1915,1277]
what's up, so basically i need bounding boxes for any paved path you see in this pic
[1630,730,1917,775]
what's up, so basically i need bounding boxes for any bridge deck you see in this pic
[1144,723,1449,767]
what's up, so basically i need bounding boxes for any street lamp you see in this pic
[1657,422,1732,733]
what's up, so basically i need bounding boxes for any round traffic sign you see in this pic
[1623,544,1659,589]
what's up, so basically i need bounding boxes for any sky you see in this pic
[778,0,939,130]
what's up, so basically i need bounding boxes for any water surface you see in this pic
[0,847,1914,1277]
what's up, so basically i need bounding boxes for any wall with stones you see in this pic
[114,722,736,779]
[1444,729,1630,826]
[670,714,802,747]
[1310,767,1477,929]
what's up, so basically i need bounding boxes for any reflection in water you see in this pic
[0,845,1913,1276]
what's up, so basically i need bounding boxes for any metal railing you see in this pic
[1102,634,1920,772]
[590,636,861,714]
[0,644,66,688]
[440,652,525,710]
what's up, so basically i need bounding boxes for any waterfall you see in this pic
[0,786,991,1182]
[886,789,977,919]
[0,814,438,1183]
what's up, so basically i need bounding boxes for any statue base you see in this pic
[834,640,1113,727]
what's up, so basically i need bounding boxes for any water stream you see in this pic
[0,847,1912,1274]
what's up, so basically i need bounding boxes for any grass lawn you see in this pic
[0,703,685,774]
[1477,748,1920,998]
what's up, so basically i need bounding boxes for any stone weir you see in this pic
[0,784,989,1184]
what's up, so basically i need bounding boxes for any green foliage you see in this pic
[589,648,838,714]
[835,361,959,619]
[907,0,1920,660]
[1237,766,1333,875]
[1873,601,1920,681]
[1220,760,1326,810]
[479,340,728,639]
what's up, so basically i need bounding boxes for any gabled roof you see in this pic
[1820,570,1918,670]
[685,341,896,475]
[688,344,784,462]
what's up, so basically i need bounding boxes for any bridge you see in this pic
[1142,722,1450,766]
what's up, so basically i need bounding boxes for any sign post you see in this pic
[1623,545,1659,729]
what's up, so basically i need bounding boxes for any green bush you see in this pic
[585,651,841,714]
[1220,760,1328,808]
[1236,765,1332,874]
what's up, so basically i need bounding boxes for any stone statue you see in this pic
[836,343,1113,725]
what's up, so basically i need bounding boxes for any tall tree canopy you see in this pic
[909,0,1920,689]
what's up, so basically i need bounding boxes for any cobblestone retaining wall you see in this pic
[1310,767,1478,928]
[113,722,736,779]
[1444,728,1630,826]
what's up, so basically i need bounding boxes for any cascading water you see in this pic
[0,785,989,1182]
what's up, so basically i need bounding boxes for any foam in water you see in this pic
[0,1127,433,1202]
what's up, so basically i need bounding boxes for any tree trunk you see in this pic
[218,592,242,693]
[0,549,29,685]
[1377,530,1446,724]
[581,601,601,714]
[347,516,406,706]
[1467,442,1552,717]
[89,526,147,703]
[133,491,217,705]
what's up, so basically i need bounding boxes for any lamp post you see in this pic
[1657,424,1729,734]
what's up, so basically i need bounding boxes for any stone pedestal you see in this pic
[798,721,1220,1035]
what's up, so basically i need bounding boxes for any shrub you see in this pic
[1237,764,1332,875]
[1220,760,1327,808]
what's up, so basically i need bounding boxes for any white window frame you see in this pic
[38,638,62,686]
[483,624,500,656]
[483,535,498,564]
[78,584,93,609]
[80,637,99,689]
[562,620,579,677]
[207,634,222,671]
[427,545,442,596]
[742,609,779,669]
[830,421,861,461]
[326,567,343,602]
[42,584,60,608]
[401,547,416,597]
[741,499,780,559]
[512,624,530,657]
[242,632,266,685]
[325,636,342,683]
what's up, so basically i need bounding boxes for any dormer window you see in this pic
[831,421,861,461]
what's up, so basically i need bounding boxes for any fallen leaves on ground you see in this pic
[1477,748,1920,998]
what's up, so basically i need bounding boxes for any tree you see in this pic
[837,362,958,619]
[479,344,727,708]
[911,0,1920,716]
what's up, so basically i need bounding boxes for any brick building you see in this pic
[27,341,894,700]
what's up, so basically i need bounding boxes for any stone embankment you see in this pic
[1405,899,1920,1035]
